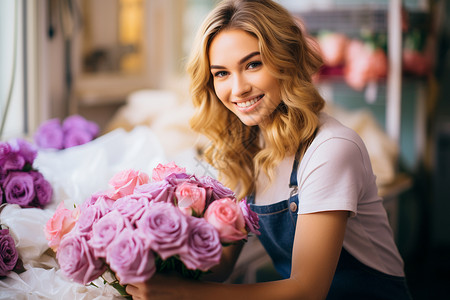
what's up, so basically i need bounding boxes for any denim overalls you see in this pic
[248,155,412,299]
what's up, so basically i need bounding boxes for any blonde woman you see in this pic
[126,0,412,299]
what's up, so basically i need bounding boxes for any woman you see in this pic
[126,0,412,299]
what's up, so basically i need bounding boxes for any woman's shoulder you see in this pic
[315,112,363,144]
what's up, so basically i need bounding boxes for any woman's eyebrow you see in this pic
[210,51,260,70]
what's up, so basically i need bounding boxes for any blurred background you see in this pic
[0,0,449,298]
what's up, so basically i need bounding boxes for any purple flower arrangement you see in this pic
[0,139,53,208]
[0,228,23,277]
[45,163,260,297]
[34,115,99,150]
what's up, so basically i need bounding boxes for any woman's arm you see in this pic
[125,210,348,300]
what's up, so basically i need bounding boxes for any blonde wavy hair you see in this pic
[187,0,325,199]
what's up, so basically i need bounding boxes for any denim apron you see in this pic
[248,156,412,300]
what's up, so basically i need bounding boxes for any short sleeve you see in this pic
[297,137,368,216]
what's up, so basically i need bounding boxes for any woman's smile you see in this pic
[209,29,281,126]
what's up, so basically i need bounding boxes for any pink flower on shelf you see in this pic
[107,169,150,200]
[106,228,156,285]
[204,198,247,244]
[175,181,206,216]
[44,202,80,251]
[318,32,349,67]
[151,162,186,182]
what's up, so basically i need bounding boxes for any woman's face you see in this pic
[208,29,282,127]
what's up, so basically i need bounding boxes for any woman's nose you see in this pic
[232,74,251,97]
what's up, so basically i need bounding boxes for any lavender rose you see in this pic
[57,233,106,285]
[29,171,52,207]
[198,176,235,200]
[63,129,93,148]
[135,202,189,260]
[239,199,260,235]
[9,139,37,165]
[179,217,222,271]
[0,229,19,277]
[106,228,156,285]
[89,211,126,258]
[134,180,175,204]
[111,195,150,224]
[3,171,35,206]
[74,204,103,235]
[34,118,64,150]
[62,115,99,138]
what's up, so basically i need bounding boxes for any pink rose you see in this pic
[179,217,222,271]
[89,211,127,258]
[239,199,260,235]
[151,162,186,181]
[135,202,189,259]
[107,228,156,285]
[134,180,175,204]
[107,169,149,200]
[57,233,106,285]
[73,204,103,235]
[112,195,150,224]
[204,198,247,243]
[175,181,206,216]
[45,202,80,251]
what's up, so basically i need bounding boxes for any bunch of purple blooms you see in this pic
[0,227,23,278]
[34,115,99,150]
[0,139,52,208]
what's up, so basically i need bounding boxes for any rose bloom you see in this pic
[34,118,64,150]
[62,115,99,138]
[9,138,37,165]
[3,171,35,207]
[175,181,206,216]
[179,217,222,271]
[239,199,260,235]
[73,204,103,236]
[134,180,175,204]
[135,202,189,259]
[151,162,186,182]
[89,210,126,258]
[57,233,106,285]
[107,169,150,200]
[198,176,235,203]
[107,228,156,285]
[111,195,150,224]
[45,202,80,251]
[204,198,247,243]
[63,129,93,148]
[29,171,53,207]
[1,152,25,172]
[0,229,19,277]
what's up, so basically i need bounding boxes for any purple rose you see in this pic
[106,228,156,285]
[0,142,12,159]
[179,217,222,271]
[3,172,35,207]
[29,171,53,207]
[111,195,150,224]
[9,139,37,165]
[57,233,106,285]
[239,199,260,235]
[89,211,127,258]
[74,204,103,235]
[198,176,235,201]
[63,129,92,148]
[1,152,25,172]
[135,202,189,259]
[62,115,99,138]
[34,118,64,150]
[0,229,19,277]
[134,180,175,204]
[92,194,115,216]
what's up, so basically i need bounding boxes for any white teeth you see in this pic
[236,96,261,108]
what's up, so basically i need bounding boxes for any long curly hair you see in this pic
[187,0,325,199]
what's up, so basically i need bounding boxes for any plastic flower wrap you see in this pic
[34,115,99,150]
[45,163,260,297]
[0,139,52,208]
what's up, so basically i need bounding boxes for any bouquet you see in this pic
[0,139,52,208]
[34,114,99,150]
[0,226,23,278]
[45,162,260,297]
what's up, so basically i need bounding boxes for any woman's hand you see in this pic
[125,273,190,300]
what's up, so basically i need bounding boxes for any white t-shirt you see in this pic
[254,112,405,277]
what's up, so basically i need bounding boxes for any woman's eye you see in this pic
[213,71,228,78]
[247,61,262,69]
